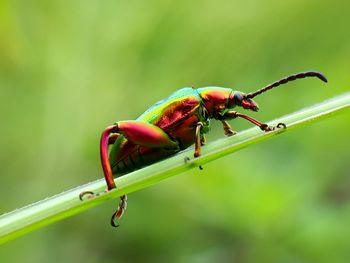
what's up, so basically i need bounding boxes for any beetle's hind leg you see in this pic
[110,195,128,227]
[79,125,119,199]
[81,121,180,227]
[80,134,119,200]
[79,191,100,201]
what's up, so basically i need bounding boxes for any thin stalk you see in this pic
[0,92,349,244]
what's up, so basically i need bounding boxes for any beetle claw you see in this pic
[110,212,120,228]
[110,195,127,228]
[79,191,97,201]
[262,123,286,132]
[277,122,287,129]
[261,124,275,132]
[225,129,237,136]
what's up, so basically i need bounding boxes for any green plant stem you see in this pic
[1,92,349,244]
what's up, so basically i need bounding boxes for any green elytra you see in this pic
[80,71,327,227]
[108,87,212,174]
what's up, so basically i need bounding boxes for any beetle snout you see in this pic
[242,98,259,112]
[252,105,259,112]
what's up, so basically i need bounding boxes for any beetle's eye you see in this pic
[234,92,243,106]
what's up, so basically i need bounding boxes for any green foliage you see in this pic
[0,1,349,262]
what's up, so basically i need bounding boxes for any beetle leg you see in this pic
[101,121,178,191]
[222,111,282,132]
[194,122,204,158]
[84,121,180,223]
[111,195,128,227]
[79,125,120,228]
[80,125,119,201]
[221,120,237,136]
[100,125,119,190]
[79,191,98,201]
[109,120,179,189]
[81,121,180,225]
[200,134,206,146]
[106,121,179,224]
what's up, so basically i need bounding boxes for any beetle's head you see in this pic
[230,91,259,112]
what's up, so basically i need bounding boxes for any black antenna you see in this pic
[246,71,327,99]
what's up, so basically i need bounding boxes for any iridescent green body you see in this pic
[109,87,233,175]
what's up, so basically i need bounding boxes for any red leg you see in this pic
[222,111,274,131]
[83,121,180,226]
[110,195,127,227]
[221,120,236,136]
[79,126,119,212]
[100,125,119,190]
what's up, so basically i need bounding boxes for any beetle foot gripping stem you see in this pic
[79,190,101,201]
[79,189,111,201]
[277,123,287,129]
[110,195,128,227]
[260,122,287,132]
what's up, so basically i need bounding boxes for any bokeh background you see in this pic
[0,1,349,262]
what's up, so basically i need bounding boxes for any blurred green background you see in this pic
[0,0,349,262]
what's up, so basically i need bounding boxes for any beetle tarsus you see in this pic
[277,122,287,129]
[225,129,236,136]
[79,191,97,201]
[262,122,287,132]
[194,151,201,158]
[221,120,236,136]
[200,134,206,145]
[199,165,203,170]
[260,123,272,131]
[110,212,120,228]
[184,156,191,164]
[110,195,127,228]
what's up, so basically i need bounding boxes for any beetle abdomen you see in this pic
[112,145,177,175]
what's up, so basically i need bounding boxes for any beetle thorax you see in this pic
[197,87,235,118]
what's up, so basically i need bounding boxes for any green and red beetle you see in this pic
[80,71,327,226]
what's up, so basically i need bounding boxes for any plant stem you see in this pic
[1,92,349,244]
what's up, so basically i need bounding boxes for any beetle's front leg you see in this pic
[222,111,285,132]
[221,120,237,136]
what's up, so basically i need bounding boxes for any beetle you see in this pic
[80,71,327,227]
